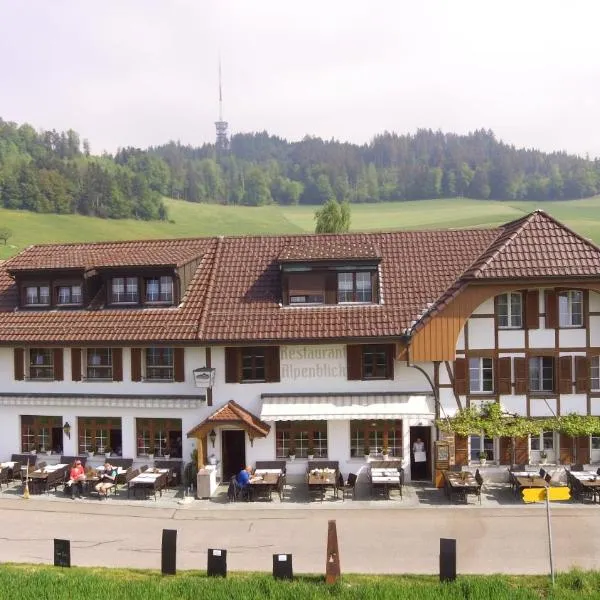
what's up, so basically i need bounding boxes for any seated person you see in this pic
[95,462,117,498]
[237,465,253,488]
[66,460,85,499]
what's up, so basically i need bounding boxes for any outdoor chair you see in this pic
[6,461,21,484]
[337,473,357,501]
[475,471,484,504]
[539,468,546,478]
[37,461,47,470]
[571,464,584,472]
[227,475,250,502]
[139,465,148,473]
[596,467,600,477]
[274,474,285,502]
[513,464,526,471]
[0,467,8,490]
[544,473,552,485]
[61,456,87,468]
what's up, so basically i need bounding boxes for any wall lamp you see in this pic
[63,422,71,439]
[209,429,217,448]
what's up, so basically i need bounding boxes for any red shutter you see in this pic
[525,290,539,330]
[454,358,467,395]
[560,434,575,465]
[577,435,590,465]
[225,347,240,383]
[497,357,512,394]
[514,436,529,465]
[265,346,281,382]
[71,348,82,382]
[131,348,142,382]
[499,437,512,465]
[559,355,573,394]
[514,358,527,394]
[545,290,558,329]
[53,348,64,381]
[174,347,185,382]
[112,348,123,382]
[575,356,589,394]
[346,345,363,380]
[455,435,468,466]
[14,348,24,381]
[386,344,395,380]
[325,272,338,304]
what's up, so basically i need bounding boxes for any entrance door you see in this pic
[221,430,246,481]
[409,426,431,481]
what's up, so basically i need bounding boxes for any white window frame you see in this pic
[592,356,600,392]
[85,348,113,380]
[497,292,523,329]
[145,276,174,304]
[28,348,54,380]
[529,356,554,393]
[469,357,494,393]
[558,290,583,328]
[145,347,174,381]
[111,277,139,304]
[469,434,495,463]
[530,431,556,463]
[57,284,82,305]
[25,285,50,306]
[591,435,600,464]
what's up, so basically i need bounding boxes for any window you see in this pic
[111,277,138,303]
[86,349,112,380]
[469,358,494,393]
[29,349,54,380]
[276,422,328,458]
[136,418,182,457]
[145,276,174,303]
[558,290,583,327]
[529,356,554,393]
[241,347,266,382]
[20,415,62,453]
[337,272,372,303]
[362,345,392,379]
[350,420,402,457]
[25,285,50,306]
[145,348,174,381]
[531,431,555,451]
[57,284,82,305]
[77,417,122,455]
[592,436,600,451]
[592,357,600,392]
[289,295,324,304]
[497,292,522,328]
[470,435,494,462]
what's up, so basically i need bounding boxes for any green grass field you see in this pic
[2,565,600,600]
[2,196,600,260]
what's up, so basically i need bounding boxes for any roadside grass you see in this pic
[2,196,600,260]
[2,565,600,600]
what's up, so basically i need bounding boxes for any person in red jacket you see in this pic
[66,460,85,499]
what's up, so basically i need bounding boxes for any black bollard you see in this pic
[273,554,293,580]
[161,529,177,575]
[54,539,71,568]
[439,538,456,582]
[207,548,227,577]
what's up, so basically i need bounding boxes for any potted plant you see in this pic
[87,447,95,458]
[104,448,112,459]
[97,445,105,455]
[540,451,548,465]
[307,445,315,461]
[479,451,487,466]
[148,445,155,459]
[288,446,296,461]
[364,446,371,461]
[382,447,390,461]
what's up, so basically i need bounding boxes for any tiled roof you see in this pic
[1,211,600,344]
[186,400,271,438]
[279,238,381,262]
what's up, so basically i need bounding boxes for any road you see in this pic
[1,499,600,574]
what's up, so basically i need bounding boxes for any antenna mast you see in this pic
[215,56,229,155]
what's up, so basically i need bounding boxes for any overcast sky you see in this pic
[1,0,599,156]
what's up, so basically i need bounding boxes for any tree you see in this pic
[314,198,351,233]
[0,226,12,245]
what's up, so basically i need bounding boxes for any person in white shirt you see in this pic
[413,438,425,455]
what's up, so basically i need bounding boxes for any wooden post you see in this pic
[196,435,205,468]
[325,520,341,584]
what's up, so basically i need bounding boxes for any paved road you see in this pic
[2,498,600,574]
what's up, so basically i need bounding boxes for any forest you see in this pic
[2,117,600,220]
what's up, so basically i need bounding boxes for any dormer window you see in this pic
[145,276,173,304]
[57,284,82,306]
[338,272,372,303]
[25,285,50,306]
[111,277,138,304]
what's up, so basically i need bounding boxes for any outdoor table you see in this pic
[128,469,168,500]
[249,472,280,501]
[308,469,338,502]
[516,475,548,501]
[370,468,401,499]
[444,471,479,503]
[27,464,68,494]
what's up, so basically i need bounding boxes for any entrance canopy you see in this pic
[186,400,271,439]
[260,393,435,421]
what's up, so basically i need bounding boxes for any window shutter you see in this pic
[53,348,64,381]
[112,348,123,382]
[324,272,337,304]
[545,290,558,329]
[514,357,527,394]
[174,347,185,382]
[497,357,512,394]
[559,434,575,465]
[265,346,281,382]
[524,290,539,329]
[499,437,512,465]
[385,344,395,380]
[559,355,573,394]
[346,345,363,380]
[577,435,590,465]
[514,436,529,465]
[575,355,589,394]
[14,348,24,381]
[225,347,240,383]
[131,348,142,382]
[71,348,82,382]
[453,358,467,395]
[454,436,468,466]
[371,271,379,304]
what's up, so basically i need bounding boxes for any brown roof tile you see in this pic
[279,238,381,262]
[186,400,270,438]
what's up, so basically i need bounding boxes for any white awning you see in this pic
[260,393,435,421]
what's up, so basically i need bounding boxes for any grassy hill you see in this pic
[2,196,600,260]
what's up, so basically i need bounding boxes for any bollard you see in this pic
[54,539,71,568]
[273,554,293,580]
[161,529,177,575]
[207,548,227,577]
[439,538,456,582]
[325,520,341,585]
